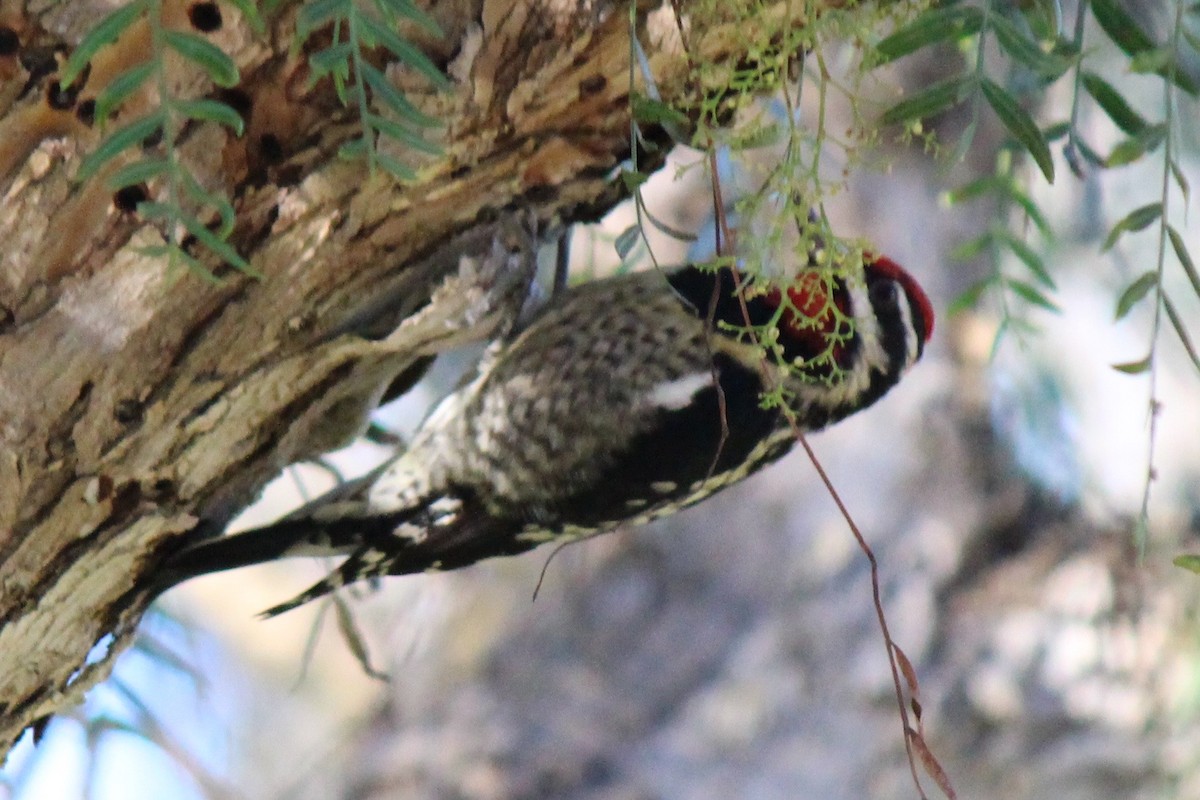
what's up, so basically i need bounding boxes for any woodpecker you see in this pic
[160,256,934,616]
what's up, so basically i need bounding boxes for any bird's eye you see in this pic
[869,280,899,310]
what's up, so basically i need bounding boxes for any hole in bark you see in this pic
[259,132,283,162]
[113,184,148,212]
[114,399,142,423]
[216,87,253,122]
[141,125,164,149]
[188,2,222,32]
[578,74,606,96]
[523,184,559,204]
[19,44,64,82]
[46,80,78,110]
[76,98,95,126]
[0,26,19,56]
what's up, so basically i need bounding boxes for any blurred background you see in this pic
[5,6,1200,799]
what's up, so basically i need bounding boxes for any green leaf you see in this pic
[177,248,223,282]
[134,200,175,222]
[1171,67,1197,97]
[1128,46,1173,75]
[1042,120,1071,141]
[368,112,441,155]
[1184,26,1200,53]
[996,229,1055,288]
[947,276,993,315]
[61,1,145,88]
[338,137,369,159]
[619,169,650,193]
[105,156,170,190]
[1021,0,1063,42]
[942,176,999,205]
[376,150,418,180]
[297,0,348,38]
[1006,277,1060,311]
[93,61,155,126]
[178,213,257,275]
[175,99,245,135]
[308,42,354,78]
[77,111,166,183]
[991,15,1072,79]
[872,6,984,66]
[222,0,266,33]
[989,317,1011,359]
[726,121,782,150]
[981,78,1055,182]
[1091,0,1157,56]
[331,594,388,681]
[631,93,689,127]
[630,94,689,144]
[163,30,239,87]
[178,170,225,225]
[360,62,439,126]
[1090,0,1199,94]
[1070,137,1106,169]
[1114,271,1159,319]
[1102,202,1162,250]
[1081,72,1148,135]
[375,0,442,36]
[1112,355,1152,373]
[1168,225,1200,297]
[1105,125,1166,167]
[955,119,984,175]
[1173,554,1200,574]
[1164,294,1200,372]
[881,75,975,125]
[138,238,222,282]
[614,224,641,260]
[1008,185,1052,234]
[637,198,697,242]
[206,186,238,238]
[359,13,451,90]
[1170,158,1191,206]
[950,231,993,262]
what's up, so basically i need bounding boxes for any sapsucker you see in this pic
[160,256,934,616]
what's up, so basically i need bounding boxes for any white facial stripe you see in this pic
[838,281,883,401]
[893,282,920,369]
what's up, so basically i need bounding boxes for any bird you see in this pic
[157,254,934,616]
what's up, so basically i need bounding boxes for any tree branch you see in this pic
[0,0,820,756]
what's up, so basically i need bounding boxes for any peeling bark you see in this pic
[0,0,816,757]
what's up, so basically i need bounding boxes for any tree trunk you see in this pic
[0,0,802,757]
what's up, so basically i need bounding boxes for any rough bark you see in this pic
[0,0,804,757]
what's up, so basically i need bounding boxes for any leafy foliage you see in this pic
[61,0,252,279]
[874,0,1197,345]
[61,0,447,277]
[297,0,449,179]
[873,0,1199,553]
[618,0,925,403]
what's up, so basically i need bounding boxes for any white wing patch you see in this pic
[645,372,712,410]
[393,522,427,543]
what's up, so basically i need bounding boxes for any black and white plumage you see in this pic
[160,257,934,615]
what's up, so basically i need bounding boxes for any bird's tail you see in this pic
[253,494,540,617]
[158,517,347,587]
[154,490,537,616]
